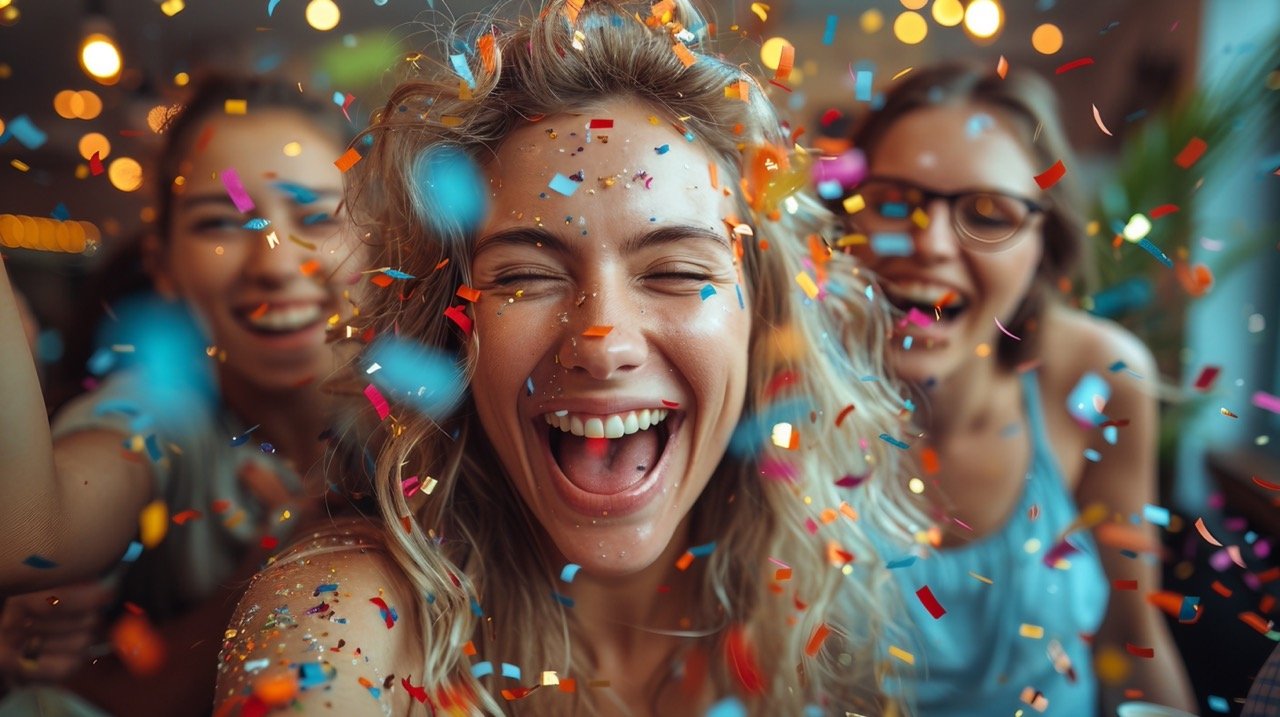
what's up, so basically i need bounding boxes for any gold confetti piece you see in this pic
[968,571,993,584]
[836,233,867,248]
[159,0,185,16]
[224,99,247,115]
[1221,407,1239,418]
[888,645,915,665]
[795,271,819,300]
[11,159,30,172]
[1019,623,1045,639]
[842,193,866,214]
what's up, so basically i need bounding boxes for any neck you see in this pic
[218,368,331,488]
[912,355,1010,440]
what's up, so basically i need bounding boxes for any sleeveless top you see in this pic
[882,370,1110,716]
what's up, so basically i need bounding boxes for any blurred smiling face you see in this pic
[468,99,751,577]
[157,109,362,391]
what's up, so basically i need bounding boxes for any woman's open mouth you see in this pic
[538,408,682,518]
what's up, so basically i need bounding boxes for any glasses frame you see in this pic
[843,175,1049,253]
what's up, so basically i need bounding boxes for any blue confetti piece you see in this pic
[315,583,339,593]
[879,433,910,450]
[655,144,670,155]
[816,179,843,200]
[500,663,521,680]
[144,433,163,462]
[700,284,717,301]
[1083,448,1102,462]
[243,657,270,673]
[450,53,476,90]
[87,347,117,376]
[551,591,575,607]
[470,596,484,617]
[689,541,716,557]
[51,203,70,221]
[260,442,276,454]
[822,15,838,45]
[1108,360,1128,372]
[735,284,744,309]
[880,201,909,219]
[706,697,746,717]
[273,181,319,205]
[266,0,283,17]
[683,130,695,142]
[1207,695,1229,713]
[8,115,47,150]
[242,218,271,230]
[885,555,917,569]
[903,336,913,350]
[471,661,494,678]
[1136,237,1173,268]
[1143,504,1171,527]
[302,212,330,225]
[854,70,874,102]
[332,91,346,106]
[297,662,334,689]
[560,563,581,583]
[367,687,382,700]
[1179,595,1200,622]
[1066,372,1110,427]
[966,113,994,137]
[22,554,57,569]
[870,233,913,257]
[1102,425,1118,445]
[230,425,260,447]
[121,541,143,563]
[381,269,415,280]
[548,173,580,196]
[525,377,535,396]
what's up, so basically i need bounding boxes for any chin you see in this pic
[547,521,673,578]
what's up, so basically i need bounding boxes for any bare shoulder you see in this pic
[1039,304,1157,397]
[214,527,424,716]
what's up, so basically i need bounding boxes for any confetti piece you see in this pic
[1019,623,1045,639]
[243,217,271,230]
[1034,159,1067,190]
[22,554,57,569]
[1143,504,1171,527]
[994,316,1022,341]
[560,564,581,583]
[725,626,765,694]
[1174,137,1207,169]
[1253,477,1280,491]
[822,15,838,45]
[915,586,946,619]
[1054,57,1095,74]
[1066,372,1110,427]
[1208,696,1230,713]
[870,232,913,256]
[369,596,398,628]
[706,697,747,717]
[364,384,391,420]
[700,284,717,301]
[878,433,910,450]
[471,661,494,679]
[456,285,481,302]
[582,325,612,337]
[444,305,472,336]
[1252,391,1280,414]
[1195,518,1223,547]
[1091,104,1113,136]
[795,272,819,300]
[588,119,614,130]
[804,623,831,657]
[854,69,874,102]
[888,645,915,665]
[672,42,696,68]
[121,541,143,562]
[449,54,476,90]
[500,663,521,680]
[1125,643,1155,659]
[548,173,580,197]
[1193,366,1221,391]
[7,116,47,150]
[334,148,362,173]
[224,99,247,115]
[267,0,282,16]
[1020,687,1049,712]
[996,55,1008,79]
[220,168,255,213]
[1221,407,1239,419]
[139,500,168,548]
[89,151,104,175]
[969,571,993,585]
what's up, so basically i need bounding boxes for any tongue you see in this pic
[556,428,660,495]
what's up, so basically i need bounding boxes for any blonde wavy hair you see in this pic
[340,0,924,713]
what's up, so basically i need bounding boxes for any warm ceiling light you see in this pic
[964,0,1003,40]
[760,37,792,71]
[1031,23,1064,54]
[108,157,143,192]
[305,0,340,31]
[932,0,965,27]
[893,11,928,45]
[80,32,122,83]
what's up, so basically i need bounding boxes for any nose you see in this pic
[554,282,649,381]
[910,198,961,262]
[243,220,307,287]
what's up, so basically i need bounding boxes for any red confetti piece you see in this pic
[89,151,104,175]
[1034,160,1067,190]
[1054,57,1095,74]
[820,109,843,126]
[1174,137,1207,169]
[1148,204,1180,219]
[835,404,855,427]
[804,623,831,657]
[1240,612,1273,635]
[260,535,279,550]
[1253,476,1280,491]
[834,474,867,488]
[1193,366,1221,391]
[369,596,397,629]
[443,305,472,336]
[1259,568,1280,583]
[1113,579,1138,591]
[1211,581,1232,598]
[764,369,798,399]
[921,446,940,475]
[915,585,946,619]
[724,625,765,694]
[588,119,614,129]
[364,384,390,420]
[171,509,202,525]
[1125,643,1155,658]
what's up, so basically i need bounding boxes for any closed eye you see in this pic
[491,272,561,286]
[648,271,713,281]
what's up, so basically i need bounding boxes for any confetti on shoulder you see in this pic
[548,173,580,196]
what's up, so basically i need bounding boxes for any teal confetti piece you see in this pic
[1143,504,1170,527]
[297,662,333,689]
[548,173,580,196]
[382,269,415,280]
[870,233,913,257]
[655,144,670,155]
[1178,595,1199,621]
[551,591,575,607]
[689,541,716,557]
[1136,237,1173,268]
[706,697,746,717]
[471,661,494,678]
[144,433,162,462]
[1103,425,1118,445]
[500,663,521,680]
[854,70,873,102]
[1083,448,1102,462]
[302,212,330,225]
[274,181,319,205]
[315,583,339,594]
[700,284,717,301]
[51,203,70,221]
[822,15,838,45]
[8,115,47,150]
[242,218,271,230]
[878,433,910,450]
[885,555,917,569]
[470,596,484,617]
[450,53,476,89]
[267,0,282,16]
[1207,696,1229,713]
[121,541,143,563]
[525,377,534,396]
[735,284,744,309]
[560,563,581,583]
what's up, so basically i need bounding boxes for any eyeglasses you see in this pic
[840,177,1047,253]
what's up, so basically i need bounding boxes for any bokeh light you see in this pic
[1031,23,1064,54]
[80,33,122,82]
[410,145,489,237]
[77,90,103,120]
[964,0,1003,39]
[305,0,340,31]
[899,0,926,10]
[146,104,179,133]
[859,9,884,34]
[78,132,111,161]
[893,11,928,45]
[108,157,144,192]
[174,72,190,87]
[760,37,792,71]
[932,0,965,27]
[283,141,302,157]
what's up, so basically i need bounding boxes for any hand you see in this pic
[0,579,117,686]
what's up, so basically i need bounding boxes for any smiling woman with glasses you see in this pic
[830,61,1197,716]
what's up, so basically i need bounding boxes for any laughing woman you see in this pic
[832,62,1196,715]
[213,1,923,715]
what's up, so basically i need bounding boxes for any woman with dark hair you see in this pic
[831,61,1196,715]
[0,74,367,714]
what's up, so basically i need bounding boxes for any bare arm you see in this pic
[0,260,154,593]
[1074,324,1196,713]
[215,539,423,716]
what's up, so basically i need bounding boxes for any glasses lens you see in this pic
[858,182,916,225]
[955,193,1028,248]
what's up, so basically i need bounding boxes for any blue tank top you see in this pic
[883,370,1110,716]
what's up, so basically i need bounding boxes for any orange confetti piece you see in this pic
[996,55,1008,79]
[582,325,613,337]
[334,147,362,173]
[557,678,576,693]
[672,43,696,68]
[299,259,322,277]
[1034,159,1066,190]
[1174,137,1207,169]
[370,273,394,288]
[921,446,940,475]
[774,44,795,83]
[675,551,695,571]
[1240,611,1273,635]
[1211,581,1232,598]
[252,673,299,708]
[462,640,477,656]
[1194,517,1223,547]
[708,162,718,189]
[477,34,496,74]
[804,623,831,657]
[456,285,481,302]
[248,303,269,320]
[774,567,792,581]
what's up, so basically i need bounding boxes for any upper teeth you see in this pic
[245,304,322,331]
[883,281,963,306]
[543,409,671,439]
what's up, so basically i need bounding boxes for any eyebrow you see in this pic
[473,224,730,257]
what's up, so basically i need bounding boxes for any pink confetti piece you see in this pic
[1227,545,1248,569]
[994,316,1022,341]
[904,306,932,327]
[1252,391,1280,414]
[364,384,391,420]
[1091,104,1113,136]
[401,475,421,498]
[1195,517,1223,547]
[220,168,255,213]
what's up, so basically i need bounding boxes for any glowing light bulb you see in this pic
[80,33,122,82]
[964,0,1003,40]
[305,0,340,31]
